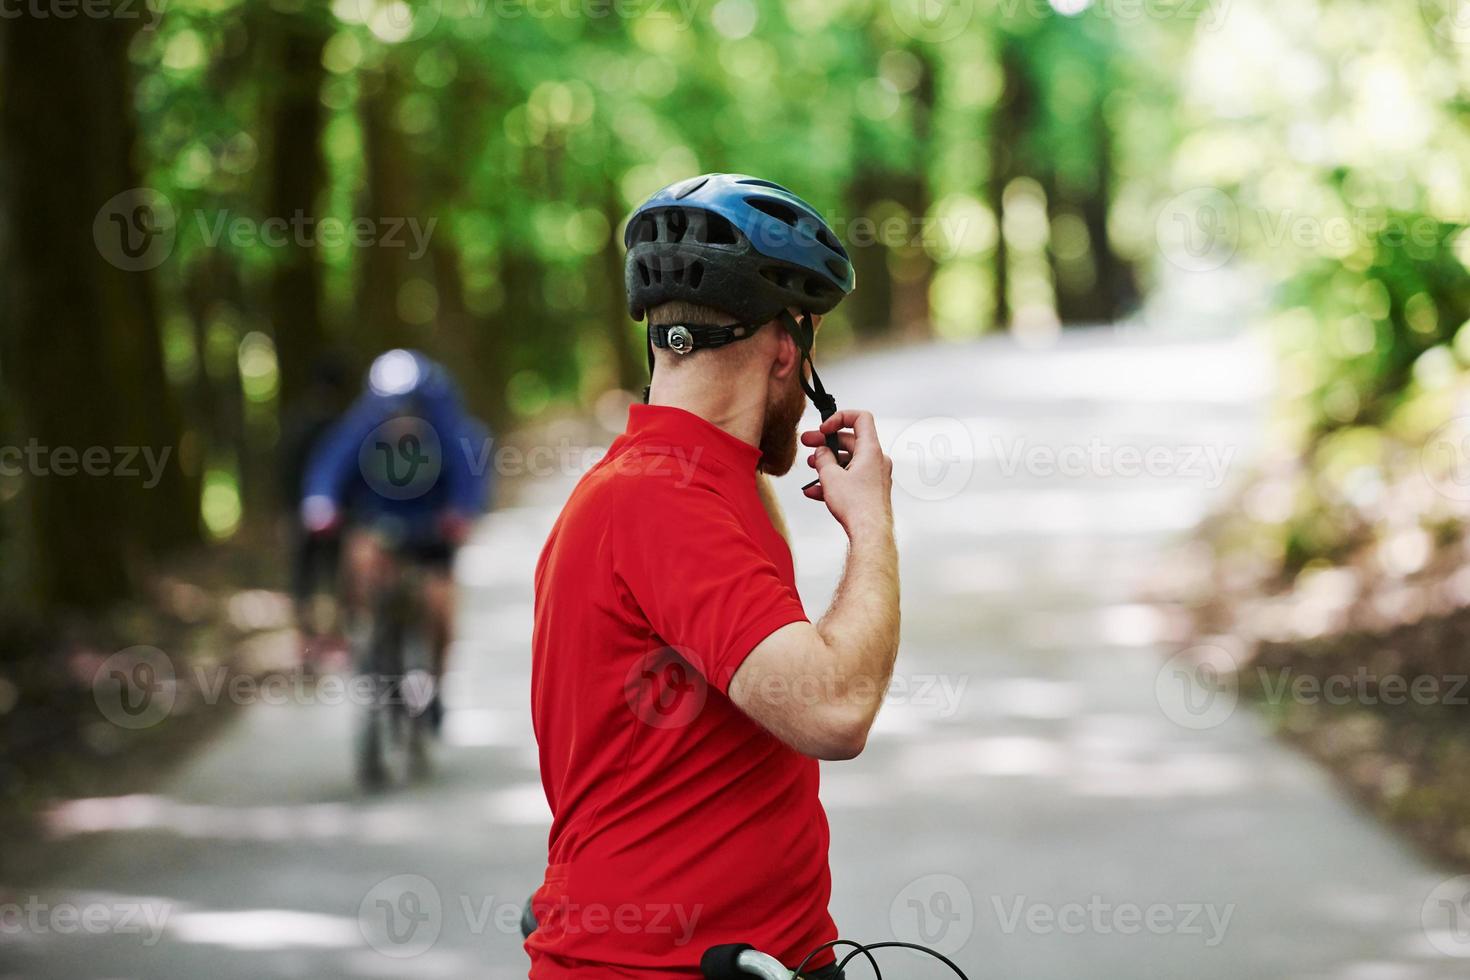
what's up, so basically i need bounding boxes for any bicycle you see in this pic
[520,901,971,979]
[352,556,436,791]
[700,941,971,979]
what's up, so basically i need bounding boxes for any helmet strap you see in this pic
[642,318,765,403]
[641,311,842,456]
[776,310,837,423]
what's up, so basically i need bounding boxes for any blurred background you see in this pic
[6,0,1470,977]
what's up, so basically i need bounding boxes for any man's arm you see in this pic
[729,410,899,760]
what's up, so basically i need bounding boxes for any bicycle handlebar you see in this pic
[700,943,792,980]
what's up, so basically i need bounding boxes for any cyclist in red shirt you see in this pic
[529,174,901,979]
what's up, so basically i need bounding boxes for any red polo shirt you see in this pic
[527,404,837,978]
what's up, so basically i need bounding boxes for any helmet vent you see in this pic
[637,261,651,286]
[674,176,709,199]
[665,208,688,242]
[759,266,794,289]
[631,215,657,244]
[816,227,848,259]
[688,261,704,288]
[745,197,799,227]
[737,178,785,189]
[687,211,735,245]
[825,258,848,279]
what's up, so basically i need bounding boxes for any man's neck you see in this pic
[647,379,765,451]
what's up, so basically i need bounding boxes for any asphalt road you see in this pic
[3,329,1467,979]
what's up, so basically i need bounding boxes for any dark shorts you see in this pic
[349,514,455,571]
[399,536,453,570]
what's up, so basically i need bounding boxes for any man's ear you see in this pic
[768,323,801,382]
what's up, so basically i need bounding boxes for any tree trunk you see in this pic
[890,46,936,340]
[601,192,643,394]
[263,5,331,416]
[845,170,896,341]
[989,42,1031,332]
[0,10,144,609]
[357,69,410,354]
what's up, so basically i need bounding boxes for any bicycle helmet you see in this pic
[367,348,454,400]
[624,173,855,428]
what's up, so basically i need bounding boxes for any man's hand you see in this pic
[800,410,893,535]
[437,510,475,547]
[300,495,342,537]
[731,409,900,761]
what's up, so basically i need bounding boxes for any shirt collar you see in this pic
[623,404,762,473]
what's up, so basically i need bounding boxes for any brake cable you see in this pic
[794,938,972,979]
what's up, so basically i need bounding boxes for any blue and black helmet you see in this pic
[624,173,854,325]
[624,174,854,433]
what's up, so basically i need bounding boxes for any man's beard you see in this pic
[758,375,807,476]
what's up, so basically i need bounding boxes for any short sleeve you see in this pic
[617,479,808,693]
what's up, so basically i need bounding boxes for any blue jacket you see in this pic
[301,375,492,537]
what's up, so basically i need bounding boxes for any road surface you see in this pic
[3,329,1466,979]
